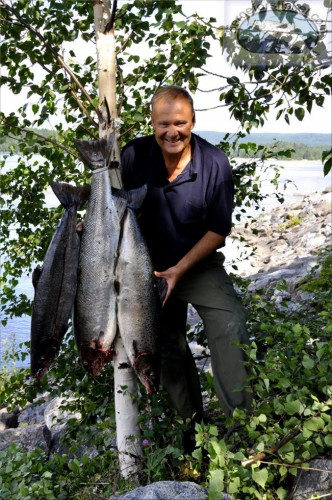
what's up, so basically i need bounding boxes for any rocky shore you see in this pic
[1,187,331,499]
[187,186,331,329]
[232,186,331,287]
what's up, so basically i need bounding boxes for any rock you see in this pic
[291,459,332,499]
[0,407,19,430]
[43,395,86,455]
[18,396,51,426]
[108,481,212,500]
[229,187,331,284]
[0,423,48,453]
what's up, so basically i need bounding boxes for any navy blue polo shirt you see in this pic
[121,133,234,270]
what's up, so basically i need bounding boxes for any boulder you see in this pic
[0,407,19,430]
[0,423,48,453]
[291,459,332,499]
[108,481,212,500]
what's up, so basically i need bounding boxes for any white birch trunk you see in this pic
[93,0,142,479]
[114,335,143,478]
[93,0,121,188]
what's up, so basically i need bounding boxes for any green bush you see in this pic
[0,248,331,499]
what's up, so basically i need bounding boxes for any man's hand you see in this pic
[154,266,184,306]
[154,231,226,307]
[76,221,83,233]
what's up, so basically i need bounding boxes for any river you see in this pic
[0,156,331,368]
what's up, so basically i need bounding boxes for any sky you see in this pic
[1,0,331,134]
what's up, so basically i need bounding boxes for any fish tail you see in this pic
[112,185,147,210]
[74,133,116,171]
[32,266,42,289]
[50,181,91,210]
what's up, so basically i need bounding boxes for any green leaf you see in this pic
[295,107,305,121]
[252,467,268,489]
[209,425,219,437]
[42,471,52,479]
[324,435,332,447]
[284,400,302,415]
[279,442,295,462]
[304,417,325,432]
[228,475,240,494]
[292,323,302,334]
[302,355,315,370]
[276,486,288,499]
[208,469,225,500]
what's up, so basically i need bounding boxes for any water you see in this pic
[0,157,331,368]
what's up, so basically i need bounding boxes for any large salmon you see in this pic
[115,187,162,394]
[74,134,127,376]
[30,181,90,379]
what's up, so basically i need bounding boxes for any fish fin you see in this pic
[114,196,128,222]
[112,185,147,210]
[32,266,42,289]
[74,134,116,171]
[155,277,168,305]
[132,340,139,358]
[50,181,91,210]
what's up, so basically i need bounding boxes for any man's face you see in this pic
[151,97,195,157]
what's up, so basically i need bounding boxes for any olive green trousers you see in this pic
[160,252,252,421]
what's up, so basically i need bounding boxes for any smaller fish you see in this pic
[30,181,90,379]
[114,186,162,394]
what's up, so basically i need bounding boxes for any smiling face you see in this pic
[151,96,195,160]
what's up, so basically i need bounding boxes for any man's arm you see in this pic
[154,230,225,306]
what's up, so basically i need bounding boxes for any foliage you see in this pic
[0,443,121,499]
[278,215,303,231]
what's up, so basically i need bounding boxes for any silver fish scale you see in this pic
[117,207,161,379]
[31,205,80,376]
[75,169,123,363]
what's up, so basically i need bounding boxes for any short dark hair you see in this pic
[151,86,195,119]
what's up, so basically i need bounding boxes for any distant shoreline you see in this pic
[232,158,324,164]
[0,153,327,164]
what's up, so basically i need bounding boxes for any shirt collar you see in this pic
[149,133,200,186]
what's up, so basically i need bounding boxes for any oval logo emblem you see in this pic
[237,9,320,54]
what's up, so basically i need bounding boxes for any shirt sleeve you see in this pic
[206,152,234,237]
[121,136,155,190]
[121,141,137,190]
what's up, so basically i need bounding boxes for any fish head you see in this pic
[79,341,113,377]
[31,359,52,381]
[133,352,160,394]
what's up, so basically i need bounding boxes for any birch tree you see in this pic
[92,0,142,478]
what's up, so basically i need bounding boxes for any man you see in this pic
[121,86,252,426]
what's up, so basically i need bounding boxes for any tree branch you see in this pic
[2,2,103,124]
[68,85,99,129]
[1,119,80,159]
[241,429,301,467]
[104,0,117,33]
